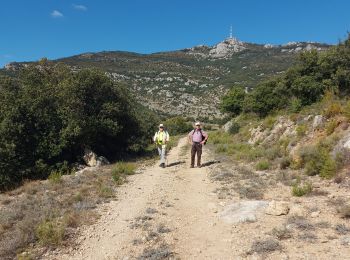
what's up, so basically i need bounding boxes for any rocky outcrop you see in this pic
[248,116,296,145]
[209,38,246,58]
[312,115,325,130]
[83,148,110,167]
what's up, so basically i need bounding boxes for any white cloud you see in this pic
[51,10,64,18]
[72,4,87,11]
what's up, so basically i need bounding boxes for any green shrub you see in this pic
[228,122,240,134]
[256,160,270,170]
[220,86,246,116]
[35,219,65,246]
[48,171,62,184]
[292,182,312,197]
[319,156,337,179]
[265,145,283,160]
[296,124,308,137]
[262,115,277,130]
[325,119,338,135]
[299,144,336,178]
[324,102,343,118]
[98,185,114,198]
[215,144,228,153]
[113,162,136,175]
[210,131,231,145]
[111,162,136,185]
[163,116,192,135]
[279,156,291,169]
[343,100,350,119]
[111,171,124,185]
[289,98,303,113]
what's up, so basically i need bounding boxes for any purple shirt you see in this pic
[189,129,208,143]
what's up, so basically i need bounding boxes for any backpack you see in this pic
[192,129,208,145]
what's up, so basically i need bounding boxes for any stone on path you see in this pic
[219,200,268,224]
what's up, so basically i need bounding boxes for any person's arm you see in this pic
[200,130,208,144]
[153,132,157,143]
[165,132,170,143]
[188,130,193,144]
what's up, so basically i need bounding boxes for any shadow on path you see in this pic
[167,161,186,168]
[201,160,220,167]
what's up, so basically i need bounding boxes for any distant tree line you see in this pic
[0,61,157,189]
[221,34,350,117]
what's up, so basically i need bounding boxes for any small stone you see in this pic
[311,211,320,218]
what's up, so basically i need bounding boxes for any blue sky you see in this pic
[1,0,350,67]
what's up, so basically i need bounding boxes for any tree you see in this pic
[220,86,246,116]
[0,63,157,189]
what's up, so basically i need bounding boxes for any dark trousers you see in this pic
[191,143,202,166]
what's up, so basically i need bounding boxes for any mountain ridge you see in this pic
[1,38,332,120]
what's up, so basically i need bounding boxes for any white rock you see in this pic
[223,121,233,133]
[312,115,324,130]
[83,148,98,167]
[219,200,268,224]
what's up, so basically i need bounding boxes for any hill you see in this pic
[2,38,331,120]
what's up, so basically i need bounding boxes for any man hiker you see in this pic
[153,124,170,168]
[188,122,208,168]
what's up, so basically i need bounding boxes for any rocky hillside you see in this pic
[2,38,330,120]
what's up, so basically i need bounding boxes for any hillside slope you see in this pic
[2,38,330,120]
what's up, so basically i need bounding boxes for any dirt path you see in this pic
[53,137,234,260]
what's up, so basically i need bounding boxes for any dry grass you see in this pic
[270,226,293,240]
[249,238,282,255]
[137,244,174,260]
[35,218,65,246]
[0,164,129,259]
[298,232,318,243]
[335,224,350,235]
[287,216,314,231]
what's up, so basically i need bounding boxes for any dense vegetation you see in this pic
[0,61,156,190]
[163,116,193,135]
[221,35,350,117]
[215,34,350,186]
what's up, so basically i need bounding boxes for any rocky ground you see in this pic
[39,136,350,260]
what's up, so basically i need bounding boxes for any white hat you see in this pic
[159,124,164,128]
[195,122,201,126]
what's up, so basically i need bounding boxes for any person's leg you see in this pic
[197,144,202,167]
[161,145,166,167]
[157,146,162,166]
[191,144,196,167]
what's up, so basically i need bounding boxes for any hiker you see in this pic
[188,122,208,168]
[153,124,170,168]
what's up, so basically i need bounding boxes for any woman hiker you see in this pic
[188,122,208,168]
[153,124,170,168]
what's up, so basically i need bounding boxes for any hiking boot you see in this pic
[197,164,202,168]
[161,163,166,168]
[190,165,194,168]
